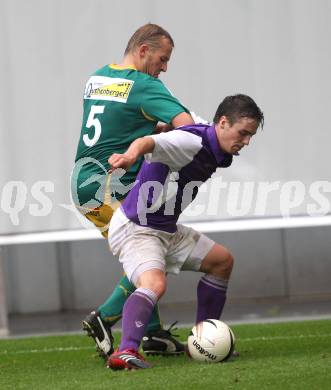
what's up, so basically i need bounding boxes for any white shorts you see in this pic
[108,208,215,285]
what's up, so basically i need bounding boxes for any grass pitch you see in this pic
[0,319,330,390]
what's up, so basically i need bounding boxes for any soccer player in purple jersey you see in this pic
[104,94,264,370]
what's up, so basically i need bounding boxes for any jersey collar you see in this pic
[207,125,233,168]
[109,63,137,71]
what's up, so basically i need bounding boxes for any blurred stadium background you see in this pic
[0,0,331,337]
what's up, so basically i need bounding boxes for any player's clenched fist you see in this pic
[108,153,136,171]
[108,136,156,172]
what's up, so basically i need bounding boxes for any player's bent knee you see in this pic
[147,277,167,298]
[200,244,234,278]
[136,269,167,299]
[220,250,234,274]
[211,250,234,279]
[154,281,167,298]
[225,251,234,271]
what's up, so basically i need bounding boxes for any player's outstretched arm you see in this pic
[108,136,155,171]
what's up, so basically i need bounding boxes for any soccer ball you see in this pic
[187,319,235,363]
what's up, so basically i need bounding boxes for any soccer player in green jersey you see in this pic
[71,24,194,359]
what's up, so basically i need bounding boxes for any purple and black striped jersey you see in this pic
[121,124,233,233]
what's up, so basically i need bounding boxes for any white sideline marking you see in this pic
[0,346,94,355]
[1,215,331,245]
[1,333,330,356]
[239,333,331,342]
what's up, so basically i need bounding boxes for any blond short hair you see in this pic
[124,23,174,54]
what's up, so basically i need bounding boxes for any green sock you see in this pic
[98,274,135,326]
[98,274,162,332]
[147,303,163,332]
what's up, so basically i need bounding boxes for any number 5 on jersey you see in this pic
[83,105,105,147]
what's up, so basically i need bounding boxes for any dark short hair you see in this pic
[213,94,264,128]
[124,23,174,55]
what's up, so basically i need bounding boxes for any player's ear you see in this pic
[138,44,149,58]
[218,116,228,129]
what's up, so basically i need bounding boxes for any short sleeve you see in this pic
[144,130,203,171]
[140,79,189,124]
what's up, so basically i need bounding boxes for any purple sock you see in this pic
[119,287,157,352]
[196,274,228,323]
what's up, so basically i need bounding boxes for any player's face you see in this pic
[216,116,258,155]
[140,37,173,78]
